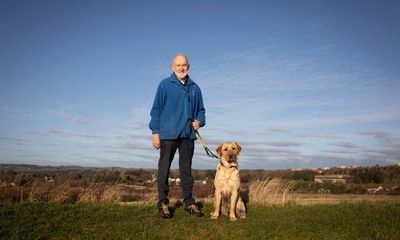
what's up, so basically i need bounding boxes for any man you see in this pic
[149,54,206,219]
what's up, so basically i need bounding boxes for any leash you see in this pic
[194,130,220,159]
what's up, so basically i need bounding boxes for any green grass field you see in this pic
[1,202,400,239]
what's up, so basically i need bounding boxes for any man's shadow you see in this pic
[170,200,204,217]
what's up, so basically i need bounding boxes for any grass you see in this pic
[1,202,400,240]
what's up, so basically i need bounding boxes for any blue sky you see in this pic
[1,0,399,169]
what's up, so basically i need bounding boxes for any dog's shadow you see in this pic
[240,187,250,211]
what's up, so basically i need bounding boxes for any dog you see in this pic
[210,142,246,221]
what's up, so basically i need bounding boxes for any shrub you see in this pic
[0,186,19,203]
[350,167,385,184]
[321,182,346,194]
[291,170,315,181]
[29,180,55,202]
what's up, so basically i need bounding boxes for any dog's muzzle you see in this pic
[227,154,236,163]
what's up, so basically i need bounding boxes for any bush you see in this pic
[291,170,315,181]
[321,182,346,194]
[0,186,20,203]
[29,180,55,202]
[94,175,120,183]
[345,184,367,194]
[350,167,385,184]
[290,181,349,194]
[291,181,322,193]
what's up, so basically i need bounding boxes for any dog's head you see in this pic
[216,142,242,165]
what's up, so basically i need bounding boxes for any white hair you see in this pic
[172,53,189,65]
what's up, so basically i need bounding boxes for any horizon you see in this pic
[1,162,398,172]
[1,1,400,170]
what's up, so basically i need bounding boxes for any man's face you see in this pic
[171,55,190,80]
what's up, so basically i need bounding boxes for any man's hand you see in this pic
[152,134,160,149]
[192,120,201,130]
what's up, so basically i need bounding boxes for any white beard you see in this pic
[175,72,188,80]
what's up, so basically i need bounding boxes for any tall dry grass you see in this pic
[78,181,158,204]
[10,176,298,206]
[249,178,294,205]
[78,178,121,203]
[78,183,106,203]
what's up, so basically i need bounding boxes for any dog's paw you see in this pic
[239,215,246,219]
[210,214,219,220]
[229,215,237,221]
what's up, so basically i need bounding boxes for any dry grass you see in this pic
[291,193,400,205]
[247,178,400,206]
[5,177,400,206]
[249,178,295,205]
[24,177,159,204]
[78,183,159,204]
[77,185,99,203]
[79,180,120,204]
[28,181,54,202]
[99,186,121,203]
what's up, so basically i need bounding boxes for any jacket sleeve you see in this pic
[149,83,165,134]
[195,87,206,127]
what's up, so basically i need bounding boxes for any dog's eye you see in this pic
[223,148,228,151]
[232,147,236,150]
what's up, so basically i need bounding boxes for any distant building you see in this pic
[291,168,304,171]
[194,179,207,185]
[314,174,350,183]
[168,177,181,185]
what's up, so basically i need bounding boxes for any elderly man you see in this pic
[149,54,206,219]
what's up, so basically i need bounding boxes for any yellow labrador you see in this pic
[210,142,246,221]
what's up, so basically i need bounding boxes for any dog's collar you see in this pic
[220,160,239,171]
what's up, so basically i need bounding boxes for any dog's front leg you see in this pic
[210,191,221,220]
[229,190,239,221]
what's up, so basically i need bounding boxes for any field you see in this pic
[1,164,400,239]
[1,202,400,239]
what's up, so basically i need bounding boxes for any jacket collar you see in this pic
[169,73,194,86]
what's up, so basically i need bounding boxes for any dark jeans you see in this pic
[157,138,195,208]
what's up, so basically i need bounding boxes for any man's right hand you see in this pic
[152,134,160,149]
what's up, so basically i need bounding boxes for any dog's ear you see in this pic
[216,143,224,156]
[234,142,242,154]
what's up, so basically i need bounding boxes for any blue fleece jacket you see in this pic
[149,73,206,140]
